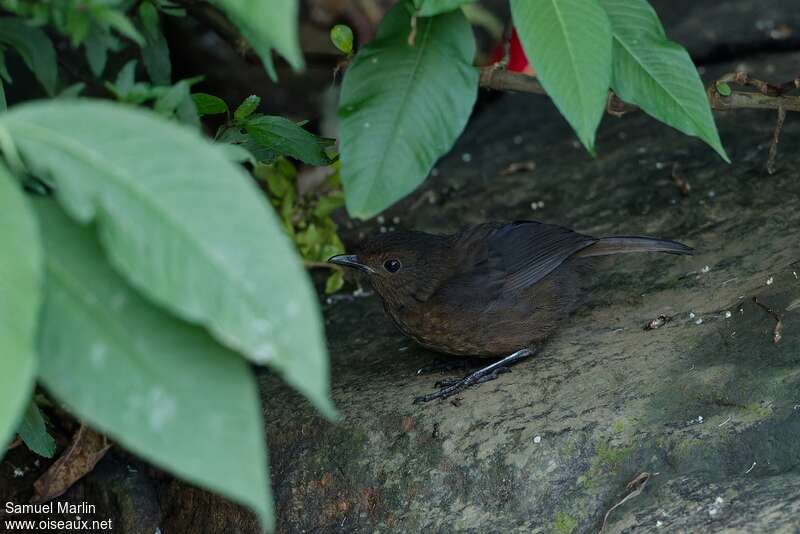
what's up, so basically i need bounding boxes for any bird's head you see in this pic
[328,229,450,305]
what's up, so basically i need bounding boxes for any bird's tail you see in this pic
[576,236,693,257]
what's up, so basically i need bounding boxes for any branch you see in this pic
[478,66,545,94]
[477,67,800,114]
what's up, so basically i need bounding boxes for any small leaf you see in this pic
[192,93,228,116]
[65,9,91,46]
[313,191,345,218]
[599,0,729,162]
[0,162,41,453]
[153,77,203,126]
[2,100,335,419]
[139,1,172,85]
[34,200,273,528]
[234,94,261,121]
[96,9,145,45]
[84,26,119,78]
[18,401,56,458]
[212,0,303,78]
[245,115,331,165]
[325,270,344,294]
[716,81,732,97]
[58,83,86,99]
[0,17,58,95]
[338,4,478,218]
[511,0,612,152]
[330,24,354,54]
[114,59,138,97]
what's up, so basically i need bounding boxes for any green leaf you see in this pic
[139,1,172,85]
[17,401,55,458]
[412,0,473,17]
[84,26,119,78]
[0,17,58,95]
[95,9,145,45]
[0,49,11,83]
[0,79,6,112]
[325,270,344,294]
[716,82,731,97]
[65,9,91,46]
[218,127,279,164]
[114,59,138,97]
[234,94,261,121]
[192,93,228,116]
[0,162,41,453]
[338,4,478,218]
[313,191,344,218]
[33,200,272,529]
[599,0,729,162]
[330,24,354,54]
[212,0,303,78]
[245,116,331,166]
[511,0,612,153]
[153,77,203,126]
[1,100,335,419]
[58,83,86,99]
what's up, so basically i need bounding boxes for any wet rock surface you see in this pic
[264,51,800,532]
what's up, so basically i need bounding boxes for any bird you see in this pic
[329,221,692,402]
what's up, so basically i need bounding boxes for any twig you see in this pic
[480,68,800,113]
[478,67,545,94]
[7,437,22,451]
[752,296,783,344]
[600,472,651,532]
[766,105,787,174]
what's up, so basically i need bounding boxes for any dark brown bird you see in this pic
[329,221,692,401]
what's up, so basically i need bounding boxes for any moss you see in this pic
[552,511,578,534]
[612,419,625,434]
[744,402,774,419]
[595,440,633,471]
[580,438,635,489]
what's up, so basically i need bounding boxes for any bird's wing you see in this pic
[443,221,596,298]
[489,221,597,292]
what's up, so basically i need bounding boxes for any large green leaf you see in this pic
[0,100,335,418]
[510,0,611,152]
[338,3,478,219]
[212,0,303,79]
[599,0,729,162]
[33,200,272,529]
[0,163,41,453]
[0,17,57,95]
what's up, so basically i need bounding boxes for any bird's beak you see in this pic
[328,254,377,275]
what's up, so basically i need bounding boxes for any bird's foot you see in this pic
[413,348,535,404]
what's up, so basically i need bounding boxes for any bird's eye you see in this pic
[383,259,402,273]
